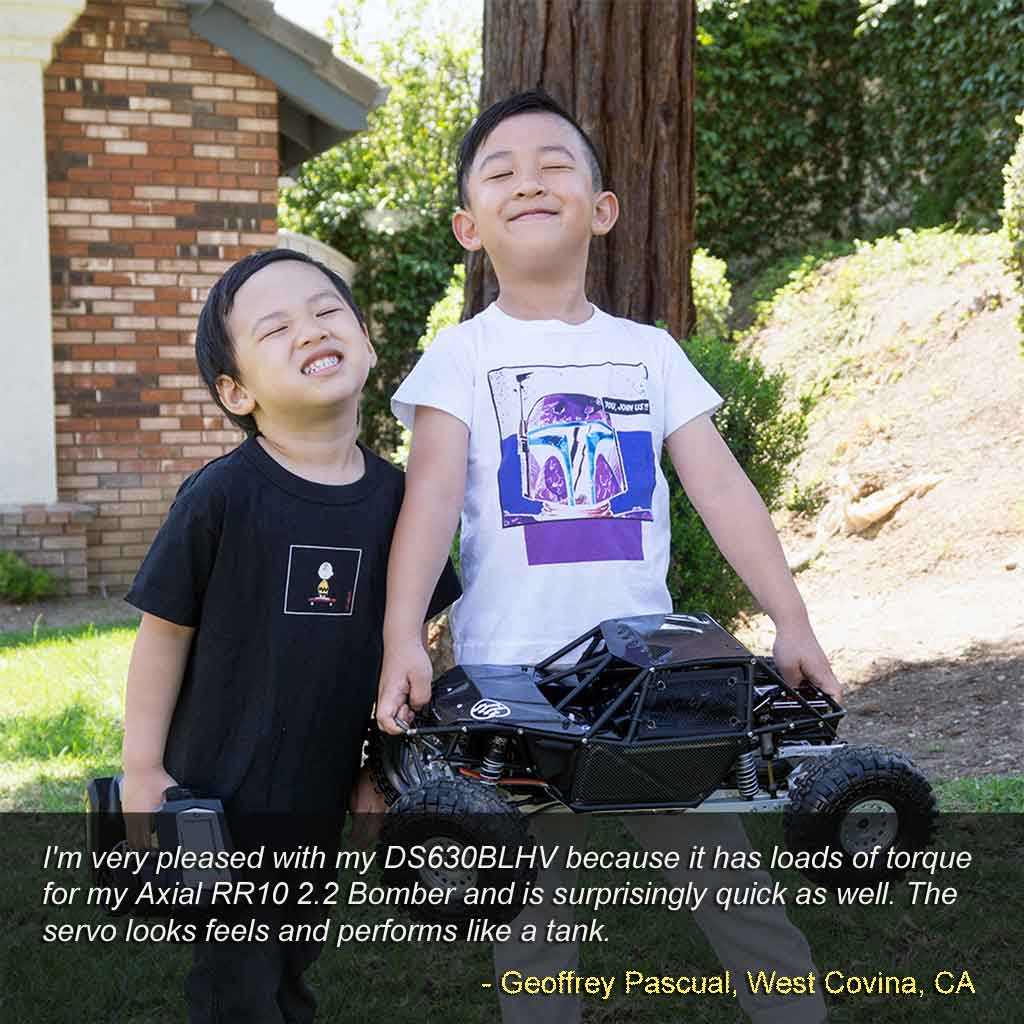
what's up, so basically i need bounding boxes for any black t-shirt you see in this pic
[125,437,460,813]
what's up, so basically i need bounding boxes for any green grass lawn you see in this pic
[0,622,135,812]
[2,622,1021,1023]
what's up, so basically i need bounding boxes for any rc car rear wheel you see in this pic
[379,777,537,926]
[367,727,401,805]
[783,745,938,887]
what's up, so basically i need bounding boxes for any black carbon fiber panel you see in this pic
[570,737,743,805]
[641,667,749,736]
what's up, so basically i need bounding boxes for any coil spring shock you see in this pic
[479,736,508,785]
[735,751,760,799]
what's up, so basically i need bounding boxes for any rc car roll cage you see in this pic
[381,614,847,815]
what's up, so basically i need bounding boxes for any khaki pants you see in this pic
[493,812,827,1024]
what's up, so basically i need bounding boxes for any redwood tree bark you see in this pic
[463,0,698,341]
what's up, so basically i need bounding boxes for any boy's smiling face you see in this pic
[453,111,618,276]
[217,260,376,431]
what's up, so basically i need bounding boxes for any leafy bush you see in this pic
[691,248,732,342]
[1003,111,1024,348]
[420,264,466,353]
[696,0,863,266]
[0,550,57,603]
[695,0,1024,265]
[389,264,466,470]
[858,0,1024,230]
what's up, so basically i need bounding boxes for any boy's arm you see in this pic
[666,414,841,698]
[121,613,195,840]
[377,406,468,734]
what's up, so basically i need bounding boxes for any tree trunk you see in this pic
[464,0,698,341]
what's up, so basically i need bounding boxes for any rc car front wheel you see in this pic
[783,745,938,887]
[378,777,537,926]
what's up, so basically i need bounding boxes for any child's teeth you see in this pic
[304,355,339,374]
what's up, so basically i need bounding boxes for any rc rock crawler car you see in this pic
[370,613,937,923]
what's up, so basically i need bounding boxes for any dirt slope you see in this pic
[733,231,1024,778]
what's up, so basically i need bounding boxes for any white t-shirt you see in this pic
[392,302,723,666]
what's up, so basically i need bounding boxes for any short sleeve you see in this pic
[391,327,475,430]
[661,331,724,438]
[425,557,462,620]
[124,482,220,627]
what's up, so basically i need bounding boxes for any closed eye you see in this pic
[261,324,287,340]
[486,171,513,180]
[542,165,572,171]
[317,308,343,317]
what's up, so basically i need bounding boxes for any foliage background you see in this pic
[696,0,1024,267]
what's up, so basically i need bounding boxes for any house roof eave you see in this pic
[182,0,388,171]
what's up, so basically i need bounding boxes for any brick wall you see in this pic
[0,505,94,597]
[44,0,279,594]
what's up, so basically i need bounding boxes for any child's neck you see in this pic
[255,413,365,486]
[495,279,592,325]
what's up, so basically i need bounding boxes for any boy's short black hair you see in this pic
[195,248,365,436]
[456,88,604,207]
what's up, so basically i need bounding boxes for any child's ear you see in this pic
[216,374,256,418]
[358,320,378,368]
[591,190,620,237]
[452,207,483,252]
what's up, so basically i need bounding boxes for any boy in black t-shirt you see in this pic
[121,249,460,1022]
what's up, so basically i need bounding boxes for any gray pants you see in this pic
[493,812,827,1024]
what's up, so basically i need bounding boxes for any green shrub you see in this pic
[420,264,466,352]
[858,0,1024,230]
[0,550,57,603]
[696,0,864,266]
[1003,110,1024,349]
[691,248,732,342]
[786,477,828,519]
[695,0,1024,265]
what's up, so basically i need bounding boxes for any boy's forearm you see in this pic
[384,478,462,644]
[691,473,809,629]
[384,408,467,645]
[668,416,807,629]
[122,614,194,772]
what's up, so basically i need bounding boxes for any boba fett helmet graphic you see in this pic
[518,390,627,511]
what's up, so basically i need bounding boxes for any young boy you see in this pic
[377,91,838,1023]
[120,248,460,1022]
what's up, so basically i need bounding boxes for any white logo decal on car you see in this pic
[470,699,512,721]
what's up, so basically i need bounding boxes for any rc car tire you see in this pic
[783,745,938,887]
[366,727,401,806]
[379,777,537,926]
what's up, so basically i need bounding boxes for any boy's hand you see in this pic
[121,767,178,849]
[774,622,839,704]
[772,624,842,701]
[376,640,433,734]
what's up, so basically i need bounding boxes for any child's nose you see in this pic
[296,316,328,345]
[515,176,545,198]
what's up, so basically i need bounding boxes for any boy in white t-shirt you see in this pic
[378,90,836,1023]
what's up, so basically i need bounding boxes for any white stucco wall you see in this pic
[277,229,357,284]
[0,1,86,504]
